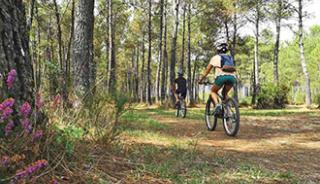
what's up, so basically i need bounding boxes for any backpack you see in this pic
[219,54,236,72]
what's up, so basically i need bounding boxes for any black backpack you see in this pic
[219,54,236,72]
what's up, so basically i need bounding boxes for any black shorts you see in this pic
[176,89,187,99]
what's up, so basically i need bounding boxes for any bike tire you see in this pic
[222,98,240,136]
[205,97,218,131]
[181,101,187,118]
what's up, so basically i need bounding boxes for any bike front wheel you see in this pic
[222,98,240,136]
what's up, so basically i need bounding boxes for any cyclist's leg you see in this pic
[211,84,222,105]
[222,84,233,101]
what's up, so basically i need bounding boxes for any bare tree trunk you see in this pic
[0,0,34,104]
[161,0,168,102]
[273,16,280,84]
[66,0,75,93]
[180,4,186,72]
[187,3,194,105]
[147,0,152,105]
[140,37,146,103]
[35,3,41,92]
[252,2,260,106]
[53,0,68,102]
[298,0,311,107]
[108,0,116,94]
[231,2,238,102]
[156,0,164,103]
[105,0,110,89]
[170,0,180,105]
[163,0,169,101]
[73,0,95,103]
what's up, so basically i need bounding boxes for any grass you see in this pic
[143,106,318,120]
[116,108,303,183]
[120,110,169,131]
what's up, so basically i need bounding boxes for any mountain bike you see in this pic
[175,94,187,118]
[202,82,240,136]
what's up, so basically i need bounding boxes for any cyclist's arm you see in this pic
[171,82,179,101]
[199,64,213,83]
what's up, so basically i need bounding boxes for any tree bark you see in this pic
[231,2,239,102]
[298,0,311,107]
[53,0,68,102]
[273,0,284,84]
[161,0,168,102]
[180,4,186,72]
[252,2,260,106]
[187,3,194,105]
[170,0,180,105]
[108,0,116,94]
[147,0,152,105]
[72,0,95,103]
[140,36,146,103]
[0,0,34,104]
[156,0,164,103]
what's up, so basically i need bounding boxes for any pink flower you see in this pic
[5,121,14,136]
[20,102,32,118]
[7,69,17,89]
[1,98,15,109]
[36,94,44,109]
[1,156,10,166]
[32,130,44,141]
[15,160,48,180]
[1,107,13,121]
[21,119,32,133]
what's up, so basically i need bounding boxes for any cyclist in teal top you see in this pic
[198,41,237,112]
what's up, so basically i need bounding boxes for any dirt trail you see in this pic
[148,110,320,182]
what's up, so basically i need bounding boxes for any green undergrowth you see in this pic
[117,108,300,183]
[122,142,299,183]
[120,110,169,131]
[143,107,318,120]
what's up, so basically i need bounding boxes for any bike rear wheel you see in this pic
[176,100,187,118]
[222,98,240,136]
[205,97,218,131]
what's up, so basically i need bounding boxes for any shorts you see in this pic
[214,75,237,87]
[176,89,187,99]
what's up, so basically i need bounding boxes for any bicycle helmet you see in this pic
[177,68,183,76]
[215,39,229,53]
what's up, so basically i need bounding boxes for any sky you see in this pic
[241,0,320,42]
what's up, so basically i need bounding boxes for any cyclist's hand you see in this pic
[198,78,203,84]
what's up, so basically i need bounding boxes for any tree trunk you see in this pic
[180,4,186,72]
[72,0,95,103]
[147,0,152,105]
[163,0,169,101]
[0,0,34,104]
[273,15,280,84]
[108,0,116,94]
[66,0,75,93]
[161,0,168,102]
[170,0,180,105]
[53,0,68,102]
[140,37,146,103]
[252,2,260,106]
[156,0,164,103]
[105,0,109,89]
[298,0,311,107]
[187,3,194,105]
[231,2,239,102]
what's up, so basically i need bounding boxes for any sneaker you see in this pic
[214,104,222,116]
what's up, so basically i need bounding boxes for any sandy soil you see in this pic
[147,111,320,183]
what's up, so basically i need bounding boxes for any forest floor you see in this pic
[84,106,320,184]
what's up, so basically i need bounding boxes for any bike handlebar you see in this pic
[199,81,215,85]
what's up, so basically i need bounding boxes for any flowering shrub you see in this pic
[0,69,53,183]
